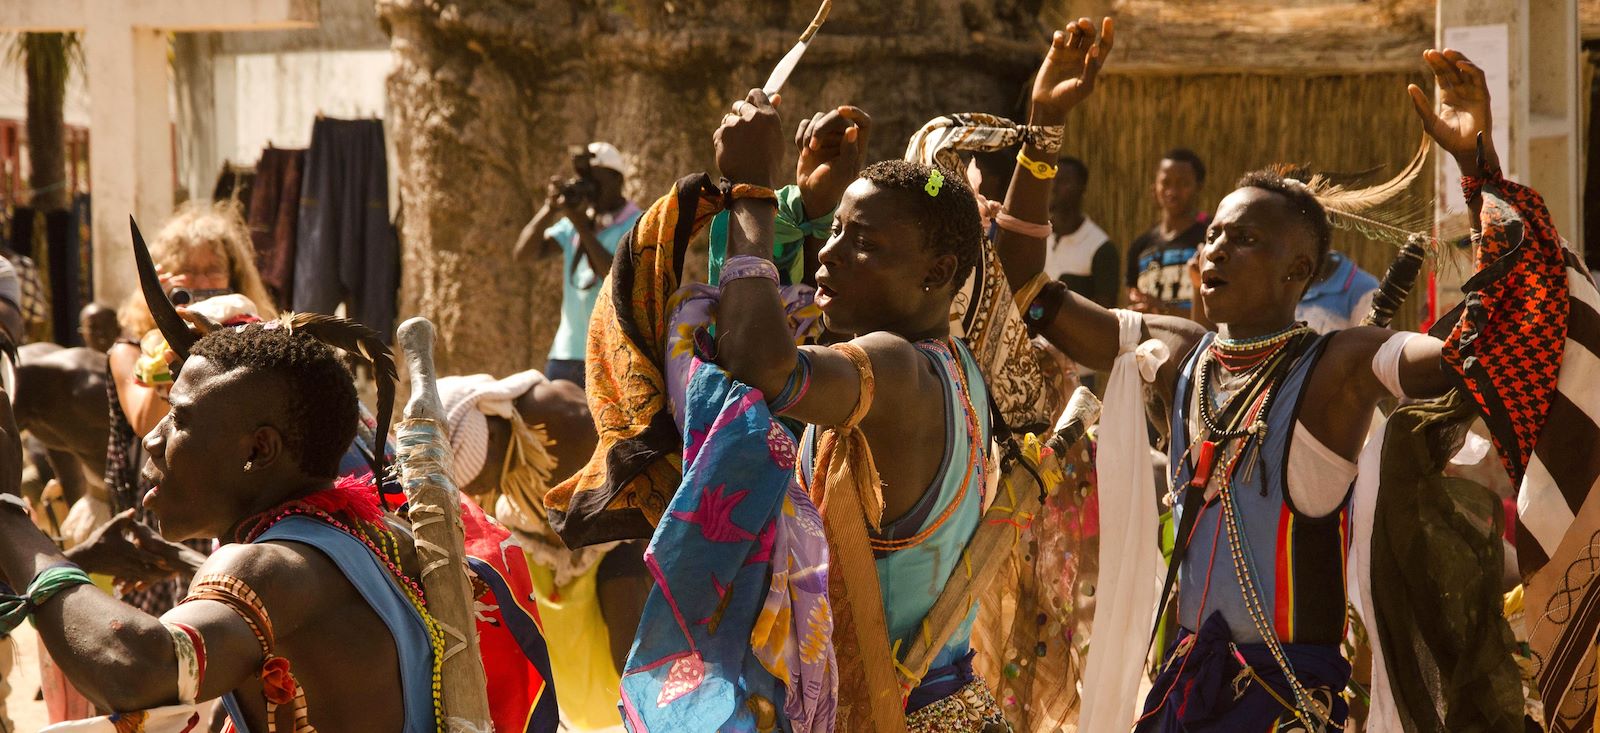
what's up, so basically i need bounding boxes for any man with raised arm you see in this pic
[1008,48,1529,730]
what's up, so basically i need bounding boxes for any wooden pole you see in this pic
[395,317,494,732]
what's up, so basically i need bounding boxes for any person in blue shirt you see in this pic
[1296,250,1380,334]
[515,142,643,388]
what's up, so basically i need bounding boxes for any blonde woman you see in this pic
[109,201,276,438]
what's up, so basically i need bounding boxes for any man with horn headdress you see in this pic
[1019,47,1565,731]
[0,317,449,732]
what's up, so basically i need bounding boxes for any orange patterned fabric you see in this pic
[1442,173,1569,487]
[544,173,729,547]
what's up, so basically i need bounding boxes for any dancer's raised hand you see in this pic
[1409,48,1499,177]
[1030,17,1114,125]
[715,89,786,189]
[796,105,870,218]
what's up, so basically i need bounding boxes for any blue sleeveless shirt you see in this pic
[221,515,436,732]
[800,338,992,671]
[1168,333,1353,646]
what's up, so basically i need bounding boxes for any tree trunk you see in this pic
[378,0,1048,376]
[23,33,72,214]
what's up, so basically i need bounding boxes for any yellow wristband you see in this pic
[1016,152,1058,180]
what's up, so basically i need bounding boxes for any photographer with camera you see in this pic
[514,142,642,388]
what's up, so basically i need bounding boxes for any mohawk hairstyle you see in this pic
[190,324,359,478]
[1236,165,1333,264]
[859,159,985,287]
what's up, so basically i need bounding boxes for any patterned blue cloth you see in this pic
[620,358,835,732]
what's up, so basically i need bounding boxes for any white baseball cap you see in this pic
[588,142,627,175]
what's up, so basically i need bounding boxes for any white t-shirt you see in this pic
[1044,217,1110,281]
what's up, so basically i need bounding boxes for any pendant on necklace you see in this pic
[1189,439,1219,489]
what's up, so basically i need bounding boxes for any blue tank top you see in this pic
[1168,333,1353,646]
[221,515,436,733]
[800,338,991,670]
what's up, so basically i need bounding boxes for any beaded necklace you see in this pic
[236,482,448,733]
[1177,331,1311,499]
[1209,323,1314,374]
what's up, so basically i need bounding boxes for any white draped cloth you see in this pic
[1077,309,1168,732]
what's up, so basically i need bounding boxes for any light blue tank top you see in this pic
[801,338,991,670]
[1168,333,1353,646]
[221,515,436,733]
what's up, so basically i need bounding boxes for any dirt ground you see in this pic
[4,626,51,733]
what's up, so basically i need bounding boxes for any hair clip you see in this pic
[925,169,945,197]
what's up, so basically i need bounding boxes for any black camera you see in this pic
[558,145,599,204]
[169,287,232,306]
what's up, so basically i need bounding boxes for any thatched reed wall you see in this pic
[1061,70,1432,326]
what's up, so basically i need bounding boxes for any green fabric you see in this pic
[1371,390,1524,733]
[0,565,93,635]
[707,185,831,287]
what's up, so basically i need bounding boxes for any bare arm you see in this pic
[993,18,1113,292]
[109,342,168,439]
[570,215,614,275]
[0,504,338,712]
[512,177,567,263]
[1408,48,1500,213]
[0,385,259,711]
[1088,241,1120,308]
[1036,288,1207,404]
[712,90,877,422]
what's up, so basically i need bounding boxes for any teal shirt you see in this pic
[797,338,992,673]
[545,203,642,360]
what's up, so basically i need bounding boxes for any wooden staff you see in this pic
[900,386,1102,681]
[396,317,494,732]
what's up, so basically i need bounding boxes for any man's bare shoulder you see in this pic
[190,537,354,635]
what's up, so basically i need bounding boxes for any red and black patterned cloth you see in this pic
[1441,172,1569,487]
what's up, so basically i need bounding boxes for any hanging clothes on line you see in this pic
[43,208,82,347]
[212,162,255,219]
[72,193,92,312]
[248,146,306,308]
[292,117,399,339]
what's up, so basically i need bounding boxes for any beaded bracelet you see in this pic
[769,350,814,414]
[1016,151,1058,180]
[995,210,1052,239]
[722,255,781,284]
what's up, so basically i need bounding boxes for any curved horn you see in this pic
[130,216,197,358]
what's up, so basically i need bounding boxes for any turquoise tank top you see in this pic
[801,338,991,670]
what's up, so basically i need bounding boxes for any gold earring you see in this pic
[243,460,254,472]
